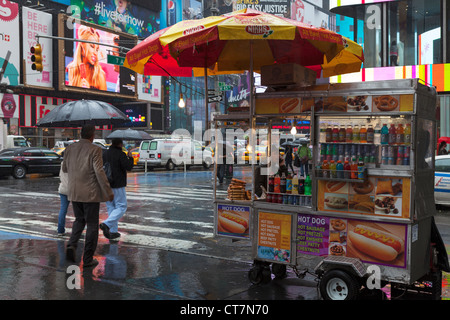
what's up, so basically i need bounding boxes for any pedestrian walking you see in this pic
[100,138,134,240]
[284,145,294,174]
[63,124,114,268]
[438,141,448,155]
[217,142,232,184]
[297,140,312,177]
[57,161,69,236]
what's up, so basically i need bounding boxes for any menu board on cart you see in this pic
[297,213,407,268]
[257,212,292,263]
[314,94,414,113]
[317,177,411,220]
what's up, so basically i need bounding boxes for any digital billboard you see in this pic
[58,15,137,97]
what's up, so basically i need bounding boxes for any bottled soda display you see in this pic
[332,125,339,142]
[404,123,411,145]
[322,160,329,178]
[304,175,311,196]
[353,125,360,142]
[336,160,344,179]
[357,157,365,180]
[330,160,337,178]
[339,125,346,142]
[359,125,367,143]
[280,173,286,193]
[388,124,396,145]
[346,125,353,142]
[396,124,404,145]
[367,124,374,143]
[374,123,381,145]
[351,157,358,179]
[381,124,389,145]
[326,125,332,142]
[343,160,351,179]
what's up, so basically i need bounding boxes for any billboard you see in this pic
[22,7,53,88]
[0,0,20,86]
[117,103,147,128]
[70,0,159,38]
[137,75,162,103]
[59,16,137,97]
[160,0,183,29]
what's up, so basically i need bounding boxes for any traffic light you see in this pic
[30,44,43,72]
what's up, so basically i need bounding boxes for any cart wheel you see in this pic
[248,266,263,285]
[261,265,272,284]
[271,263,287,279]
[319,269,360,300]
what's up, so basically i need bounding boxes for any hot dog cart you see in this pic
[213,78,449,300]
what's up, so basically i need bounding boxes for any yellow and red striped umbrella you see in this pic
[124,9,360,77]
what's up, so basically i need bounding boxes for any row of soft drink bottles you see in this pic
[266,193,312,206]
[268,174,312,195]
[320,143,377,164]
[320,122,411,146]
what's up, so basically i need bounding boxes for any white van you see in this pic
[5,135,30,149]
[138,138,214,170]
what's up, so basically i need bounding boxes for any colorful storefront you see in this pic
[329,0,450,138]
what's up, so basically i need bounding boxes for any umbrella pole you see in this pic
[204,67,208,132]
[249,40,256,203]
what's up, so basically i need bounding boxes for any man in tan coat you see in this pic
[63,124,114,268]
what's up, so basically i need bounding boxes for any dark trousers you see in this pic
[217,163,225,183]
[68,201,100,264]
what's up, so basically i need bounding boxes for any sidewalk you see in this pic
[0,231,319,300]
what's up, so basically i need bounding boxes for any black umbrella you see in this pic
[36,100,130,127]
[106,128,153,140]
[281,141,300,147]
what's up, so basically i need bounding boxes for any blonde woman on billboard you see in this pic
[67,26,107,90]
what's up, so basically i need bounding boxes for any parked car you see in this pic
[433,154,450,206]
[0,147,62,179]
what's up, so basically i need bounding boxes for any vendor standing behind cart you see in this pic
[297,140,312,177]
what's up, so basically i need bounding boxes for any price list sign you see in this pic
[297,214,330,256]
[257,212,291,263]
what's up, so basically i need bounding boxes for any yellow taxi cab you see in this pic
[122,147,140,165]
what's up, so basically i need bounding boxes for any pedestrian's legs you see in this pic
[103,187,127,233]
[57,193,70,234]
[68,201,86,248]
[288,163,294,175]
[300,163,305,177]
[217,164,224,183]
[83,202,100,264]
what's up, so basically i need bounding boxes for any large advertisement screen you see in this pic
[70,0,159,38]
[59,16,137,97]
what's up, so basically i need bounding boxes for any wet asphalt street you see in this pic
[0,166,321,304]
[0,165,449,308]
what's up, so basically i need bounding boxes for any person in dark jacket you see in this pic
[99,138,134,240]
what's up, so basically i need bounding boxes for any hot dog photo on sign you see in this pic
[217,205,250,238]
[278,98,301,114]
[346,221,406,267]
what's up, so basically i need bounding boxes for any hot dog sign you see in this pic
[296,214,407,268]
[217,204,251,239]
